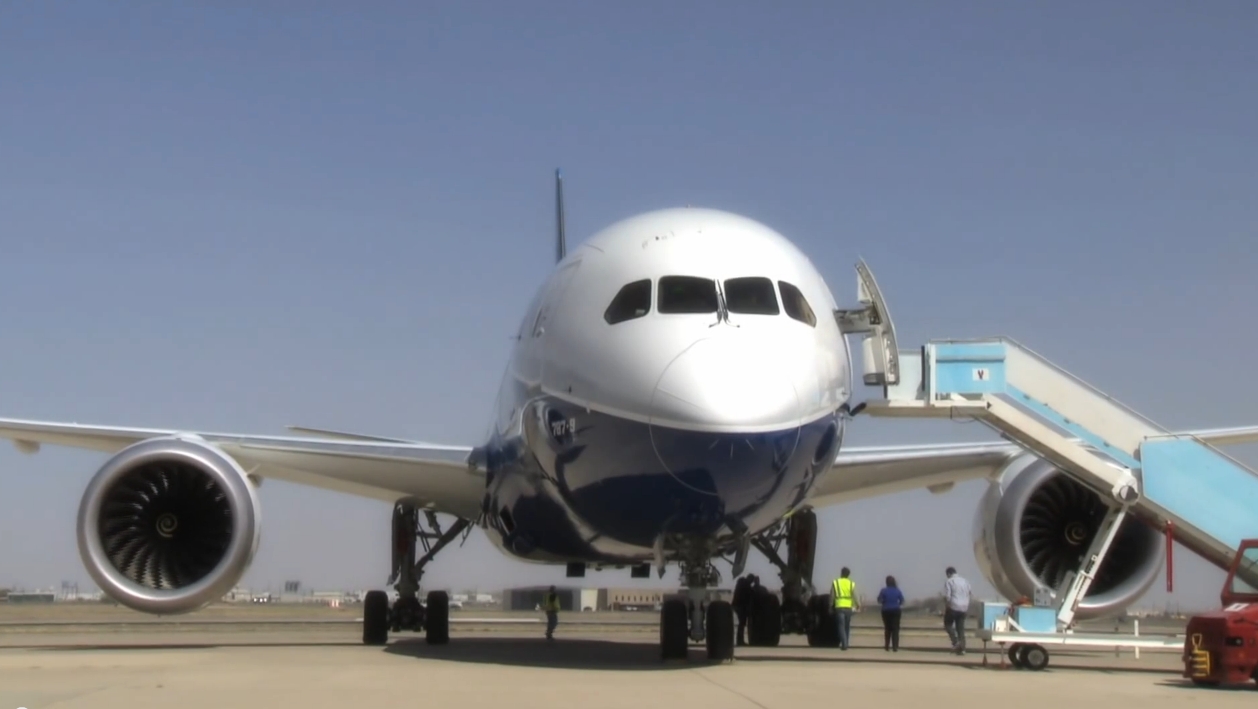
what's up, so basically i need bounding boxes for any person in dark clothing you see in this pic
[732,575,752,646]
[876,575,905,651]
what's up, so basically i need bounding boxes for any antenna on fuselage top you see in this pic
[555,168,566,263]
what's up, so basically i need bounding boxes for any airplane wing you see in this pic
[807,441,1021,507]
[0,418,485,520]
[807,425,1258,508]
[4,415,1257,519]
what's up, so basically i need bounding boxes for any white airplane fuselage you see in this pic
[479,207,852,565]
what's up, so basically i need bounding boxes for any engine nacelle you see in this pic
[973,454,1162,620]
[77,436,262,615]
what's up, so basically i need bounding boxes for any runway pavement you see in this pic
[0,608,1246,709]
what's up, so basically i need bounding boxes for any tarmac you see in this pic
[0,607,1251,708]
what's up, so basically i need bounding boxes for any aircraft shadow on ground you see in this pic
[384,637,698,671]
[10,635,1181,678]
[382,637,1177,674]
[24,641,366,652]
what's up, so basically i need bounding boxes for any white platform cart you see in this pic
[973,503,1184,670]
[977,607,1184,670]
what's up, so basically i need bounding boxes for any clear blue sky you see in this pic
[1,2,1255,611]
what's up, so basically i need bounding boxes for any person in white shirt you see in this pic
[942,566,971,655]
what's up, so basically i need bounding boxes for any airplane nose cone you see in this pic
[650,337,803,432]
[649,337,804,505]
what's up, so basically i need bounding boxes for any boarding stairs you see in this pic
[836,261,1258,627]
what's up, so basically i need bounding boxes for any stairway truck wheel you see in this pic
[362,590,390,646]
[1006,643,1024,668]
[660,599,689,660]
[425,590,450,645]
[750,592,782,647]
[1020,644,1049,671]
[705,601,735,661]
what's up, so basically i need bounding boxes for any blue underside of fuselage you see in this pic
[481,394,841,565]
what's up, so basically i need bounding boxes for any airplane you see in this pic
[3,170,1257,661]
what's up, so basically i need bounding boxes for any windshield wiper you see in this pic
[710,281,738,328]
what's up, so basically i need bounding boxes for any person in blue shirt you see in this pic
[876,575,905,652]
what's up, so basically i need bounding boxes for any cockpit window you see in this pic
[658,276,718,314]
[723,277,780,315]
[604,279,652,324]
[778,281,816,327]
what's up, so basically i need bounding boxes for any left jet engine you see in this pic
[76,436,262,615]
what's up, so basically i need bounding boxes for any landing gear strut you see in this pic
[362,501,470,646]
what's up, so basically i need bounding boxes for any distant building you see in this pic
[576,588,600,611]
[502,586,590,612]
[7,592,55,604]
[311,590,353,607]
[501,586,733,612]
[606,588,668,611]
[613,588,735,609]
[452,591,497,606]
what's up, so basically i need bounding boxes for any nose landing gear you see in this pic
[658,509,825,661]
[660,550,735,662]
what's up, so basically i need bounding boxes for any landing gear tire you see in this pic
[425,590,450,645]
[362,590,390,646]
[705,601,735,661]
[747,591,782,647]
[806,596,837,647]
[660,598,689,660]
[1019,643,1049,671]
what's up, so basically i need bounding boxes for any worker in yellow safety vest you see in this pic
[543,585,561,640]
[831,567,859,650]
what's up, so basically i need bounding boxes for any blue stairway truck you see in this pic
[1140,437,1258,558]
[871,337,1258,572]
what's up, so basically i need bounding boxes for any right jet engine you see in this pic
[972,454,1163,620]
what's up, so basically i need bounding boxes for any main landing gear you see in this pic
[362,501,470,646]
[750,509,836,647]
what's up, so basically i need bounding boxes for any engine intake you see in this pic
[973,455,1162,620]
[77,437,261,615]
